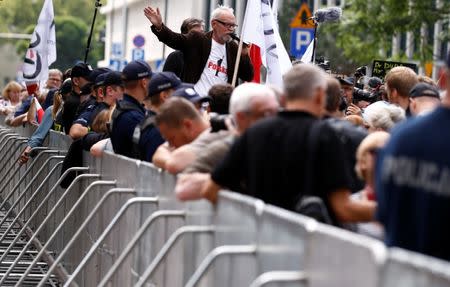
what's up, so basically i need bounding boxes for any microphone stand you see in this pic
[311,19,318,64]
[84,0,102,63]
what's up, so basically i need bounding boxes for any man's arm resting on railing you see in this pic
[328,189,376,223]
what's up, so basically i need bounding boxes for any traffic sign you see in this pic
[111,43,122,58]
[133,35,145,48]
[290,28,314,59]
[132,48,145,61]
[290,3,315,29]
[109,59,127,71]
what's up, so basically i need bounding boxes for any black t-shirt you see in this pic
[212,111,353,217]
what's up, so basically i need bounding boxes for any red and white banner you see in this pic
[241,0,292,87]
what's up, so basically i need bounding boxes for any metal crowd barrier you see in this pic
[0,118,449,286]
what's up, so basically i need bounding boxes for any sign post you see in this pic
[290,3,315,59]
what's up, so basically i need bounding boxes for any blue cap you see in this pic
[103,71,123,87]
[71,62,93,79]
[172,86,211,104]
[90,67,111,84]
[122,60,153,81]
[147,72,182,97]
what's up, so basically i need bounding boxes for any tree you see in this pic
[0,0,105,69]
[278,0,450,73]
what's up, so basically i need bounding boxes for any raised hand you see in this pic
[143,6,163,28]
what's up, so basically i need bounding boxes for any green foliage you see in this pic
[279,0,450,73]
[0,0,105,70]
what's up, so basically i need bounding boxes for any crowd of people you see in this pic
[1,4,450,263]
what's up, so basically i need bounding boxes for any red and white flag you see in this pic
[22,0,56,82]
[241,0,292,88]
[34,97,45,124]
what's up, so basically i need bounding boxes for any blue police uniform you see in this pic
[138,110,165,162]
[110,94,145,158]
[376,106,450,261]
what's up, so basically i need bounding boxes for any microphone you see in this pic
[229,33,240,42]
[229,33,249,47]
[309,7,342,23]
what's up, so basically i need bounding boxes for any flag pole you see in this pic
[231,0,253,87]
[84,0,102,63]
[231,39,244,87]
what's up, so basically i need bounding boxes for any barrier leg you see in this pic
[0,159,64,245]
[35,188,136,286]
[131,225,215,287]
[17,180,117,286]
[64,197,160,287]
[248,271,308,287]
[97,211,188,286]
[184,245,257,287]
[0,150,60,203]
[0,156,64,234]
[0,172,95,285]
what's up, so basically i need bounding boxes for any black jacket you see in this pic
[151,25,254,84]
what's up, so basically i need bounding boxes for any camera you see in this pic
[209,113,231,132]
[354,66,366,78]
[352,87,379,104]
[316,57,330,72]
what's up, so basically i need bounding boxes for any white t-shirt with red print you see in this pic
[194,39,228,96]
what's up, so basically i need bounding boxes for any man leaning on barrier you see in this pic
[201,64,376,225]
[175,82,279,200]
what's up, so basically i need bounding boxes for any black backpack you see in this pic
[132,114,156,160]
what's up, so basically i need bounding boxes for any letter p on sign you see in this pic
[296,30,312,50]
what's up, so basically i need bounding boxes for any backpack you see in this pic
[132,114,156,160]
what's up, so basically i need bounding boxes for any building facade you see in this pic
[99,0,449,80]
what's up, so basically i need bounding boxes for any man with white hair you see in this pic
[175,82,279,200]
[144,5,253,95]
[164,82,279,175]
[202,64,376,224]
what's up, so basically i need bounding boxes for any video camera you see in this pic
[316,57,331,72]
[209,113,231,132]
[352,87,378,104]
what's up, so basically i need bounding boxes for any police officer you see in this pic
[62,62,93,134]
[110,60,152,158]
[69,67,111,139]
[133,72,182,162]
[87,70,124,131]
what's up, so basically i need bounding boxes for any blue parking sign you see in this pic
[290,28,315,59]
[132,48,145,61]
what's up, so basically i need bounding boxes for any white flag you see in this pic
[22,0,56,82]
[301,39,314,64]
[241,0,292,88]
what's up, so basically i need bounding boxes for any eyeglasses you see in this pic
[48,78,62,82]
[214,19,238,29]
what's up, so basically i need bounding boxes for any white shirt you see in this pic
[194,39,228,96]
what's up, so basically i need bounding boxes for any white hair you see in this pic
[229,83,277,119]
[363,101,405,131]
[283,64,328,100]
[211,5,234,20]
